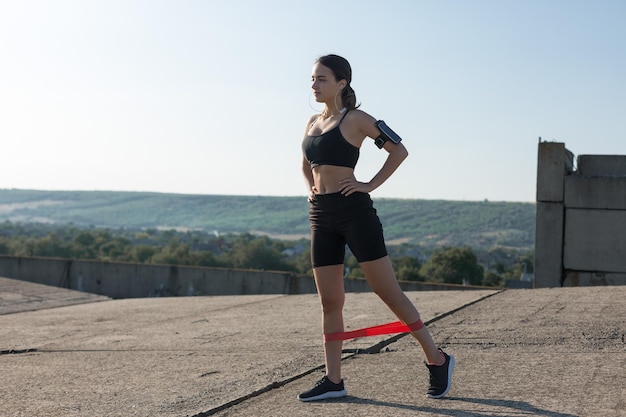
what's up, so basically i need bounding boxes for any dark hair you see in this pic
[316,54,360,110]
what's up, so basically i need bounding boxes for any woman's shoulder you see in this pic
[344,109,381,139]
[304,113,320,130]
[345,108,377,125]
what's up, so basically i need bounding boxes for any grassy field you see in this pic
[0,189,535,250]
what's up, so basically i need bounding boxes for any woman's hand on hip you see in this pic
[339,178,372,196]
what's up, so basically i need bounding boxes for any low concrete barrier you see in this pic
[0,255,485,299]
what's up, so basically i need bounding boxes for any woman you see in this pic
[298,54,454,402]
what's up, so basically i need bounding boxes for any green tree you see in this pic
[27,233,69,258]
[70,231,97,259]
[194,250,223,267]
[482,271,503,287]
[420,247,484,285]
[345,254,363,278]
[292,243,313,275]
[130,245,158,263]
[392,256,423,281]
[331,253,423,281]
[0,237,10,255]
[150,240,197,265]
[97,236,131,261]
[224,234,294,271]
[499,251,534,282]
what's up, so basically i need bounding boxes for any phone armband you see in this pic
[374,120,403,149]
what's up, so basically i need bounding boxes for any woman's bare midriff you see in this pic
[312,165,356,194]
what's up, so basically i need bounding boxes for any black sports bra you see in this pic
[302,111,359,169]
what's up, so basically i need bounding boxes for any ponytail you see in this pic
[342,85,359,110]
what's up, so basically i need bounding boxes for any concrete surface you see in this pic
[534,202,564,287]
[1,277,624,417]
[564,209,626,272]
[577,155,626,177]
[565,176,626,209]
[0,276,110,315]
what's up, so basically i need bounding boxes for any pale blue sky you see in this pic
[1,0,624,202]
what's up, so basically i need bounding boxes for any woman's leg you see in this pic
[360,256,443,365]
[313,264,346,383]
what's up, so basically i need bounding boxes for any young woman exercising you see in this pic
[298,54,454,402]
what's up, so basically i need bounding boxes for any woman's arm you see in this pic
[339,111,409,196]
[367,140,409,190]
[302,155,317,200]
[302,115,319,201]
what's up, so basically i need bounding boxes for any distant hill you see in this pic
[0,189,535,251]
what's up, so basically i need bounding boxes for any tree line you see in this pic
[0,221,532,287]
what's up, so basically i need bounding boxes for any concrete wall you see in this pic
[534,142,626,287]
[0,255,483,299]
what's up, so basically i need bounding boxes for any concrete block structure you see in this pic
[535,142,626,287]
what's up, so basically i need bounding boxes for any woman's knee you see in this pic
[314,264,345,313]
[374,285,405,307]
[319,292,344,314]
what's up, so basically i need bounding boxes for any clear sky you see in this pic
[1,0,624,202]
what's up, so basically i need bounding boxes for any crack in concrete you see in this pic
[0,348,38,355]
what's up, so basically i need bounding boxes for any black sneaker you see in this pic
[297,376,347,402]
[425,349,455,398]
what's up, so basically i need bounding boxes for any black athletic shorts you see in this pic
[309,192,388,268]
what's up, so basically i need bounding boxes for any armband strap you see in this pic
[374,120,403,149]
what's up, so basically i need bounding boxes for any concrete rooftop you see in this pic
[1,276,624,417]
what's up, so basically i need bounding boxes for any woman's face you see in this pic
[311,62,342,103]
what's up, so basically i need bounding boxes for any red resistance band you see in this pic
[324,320,424,343]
